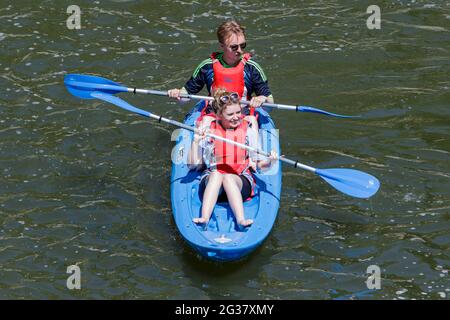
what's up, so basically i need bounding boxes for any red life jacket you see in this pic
[198,52,256,121]
[210,52,251,99]
[210,118,250,176]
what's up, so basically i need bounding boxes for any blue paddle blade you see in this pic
[64,74,127,99]
[90,91,152,118]
[315,168,380,198]
[297,106,361,118]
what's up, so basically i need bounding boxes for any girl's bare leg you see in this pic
[194,171,223,224]
[222,174,253,227]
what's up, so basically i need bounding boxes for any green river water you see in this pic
[0,0,449,299]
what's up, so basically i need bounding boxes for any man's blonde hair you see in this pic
[216,20,245,44]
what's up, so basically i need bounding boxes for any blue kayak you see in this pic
[170,101,282,261]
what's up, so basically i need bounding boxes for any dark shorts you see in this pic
[199,174,252,203]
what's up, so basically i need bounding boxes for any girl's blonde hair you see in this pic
[211,88,239,115]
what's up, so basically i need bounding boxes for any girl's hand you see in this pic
[194,127,208,143]
[268,150,279,162]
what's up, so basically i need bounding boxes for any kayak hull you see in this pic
[170,102,281,261]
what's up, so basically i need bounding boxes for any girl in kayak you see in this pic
[188,89,277,228]
[168,20,273,118]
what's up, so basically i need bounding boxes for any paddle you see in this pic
[64,74,360,118]
[65,85,380,198]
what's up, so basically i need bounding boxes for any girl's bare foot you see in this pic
[193,217,208,224]
[237,219,253,227]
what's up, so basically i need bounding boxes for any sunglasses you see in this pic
[229,42,247,51]
[219,92,240,105]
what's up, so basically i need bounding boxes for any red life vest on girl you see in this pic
[210,118,250,175]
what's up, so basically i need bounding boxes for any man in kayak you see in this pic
[168,20,273,117]
[188,89,277,228]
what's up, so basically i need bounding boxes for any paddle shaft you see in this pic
[66,80,296,110]
[122,106,378,198]
[128,87,300,110]
[65,77,360,117]
[131,88,359,116]
[120,103,315,172]
[146,111,300,167]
